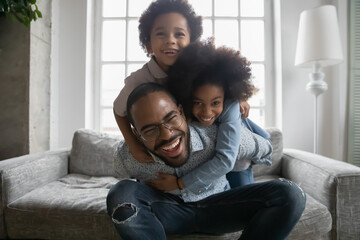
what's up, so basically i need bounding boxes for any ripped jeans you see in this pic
[106,178,306,240]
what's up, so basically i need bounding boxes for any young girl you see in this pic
[166,40,272,189]
[113,0,250,163]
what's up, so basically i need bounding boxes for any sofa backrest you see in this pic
[69,129,121,177]
[69,127,283,178]
[253,127,283,177]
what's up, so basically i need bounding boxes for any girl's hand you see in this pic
[129,141,154,163]
[239,101,250,119]
[146,173,178,192]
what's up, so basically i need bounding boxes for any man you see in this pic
[107,83,306,240]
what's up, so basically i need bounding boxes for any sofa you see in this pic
[0,128,359,240]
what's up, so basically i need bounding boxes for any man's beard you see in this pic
[150,131,190,168]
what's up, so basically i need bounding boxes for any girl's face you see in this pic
[147,12,191,73]
[192,84,224,126]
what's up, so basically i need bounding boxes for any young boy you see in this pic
[113,0,203,162]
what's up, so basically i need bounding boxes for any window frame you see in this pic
[91,0,276,134]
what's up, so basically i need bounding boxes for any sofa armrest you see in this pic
[282,148,360,239]
[0,149,69,239]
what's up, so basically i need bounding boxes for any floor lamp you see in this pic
[294,5,343,154]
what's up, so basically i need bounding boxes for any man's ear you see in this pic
[178,104,185,117]
[131,127,143,142]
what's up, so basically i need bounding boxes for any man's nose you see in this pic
[158,124,173,139]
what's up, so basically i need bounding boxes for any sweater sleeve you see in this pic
[181,101,241,194]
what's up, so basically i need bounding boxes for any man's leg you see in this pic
[196,179,306,240]
[106,180,198,240]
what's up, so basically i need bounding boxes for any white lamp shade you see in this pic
[294,5,343,68]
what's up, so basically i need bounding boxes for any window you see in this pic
[93,0,274,135]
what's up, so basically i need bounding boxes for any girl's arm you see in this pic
[114,111,153,163]
[149,101,241,193]
[180,101,241,192]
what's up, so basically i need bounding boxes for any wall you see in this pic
[0,19,30,160]
[0,0,52,160]
[51,0,88,149]
[280,0,348,160]
[30,0,52,153]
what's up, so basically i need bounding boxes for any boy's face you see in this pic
[192,84,224,126]
[147,12,191,73]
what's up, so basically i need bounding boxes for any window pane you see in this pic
[101,64,125,106]
[103,0,126,17]
[202,19,213,40]
[101,108,120,134]
[240,0,264,17]
[241,20,264,61]
[127,63,146,77]
[214,20,238,50]
[102,20,125,61]
[128,20,148,61]
[248,64,265,107]
[128,0,152,17]
[214,0,238,16]
[246,108,265,127]
[188,0,212,17]
[251,64,265,90]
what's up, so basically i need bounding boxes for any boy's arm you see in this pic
[114,111,153,163]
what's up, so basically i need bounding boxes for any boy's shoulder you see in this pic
[125,58,167,85]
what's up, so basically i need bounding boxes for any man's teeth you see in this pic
[162,138,180,150]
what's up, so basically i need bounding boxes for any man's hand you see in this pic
[239,101,250,119]
[146,173,178,192]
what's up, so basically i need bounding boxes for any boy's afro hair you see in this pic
[138,0,203,51]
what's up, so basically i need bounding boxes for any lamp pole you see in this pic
[306,62,327,154]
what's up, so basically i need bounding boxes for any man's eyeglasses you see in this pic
[138,111,184,141]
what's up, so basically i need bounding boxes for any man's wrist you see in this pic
[176,177,185,190]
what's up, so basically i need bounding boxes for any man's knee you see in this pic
[110,202,139,224]
[107,180,138,214]
[277,178,306,212]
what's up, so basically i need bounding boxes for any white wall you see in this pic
[280,0,348,160]
[51,0,349,160]
[51,0,88,149]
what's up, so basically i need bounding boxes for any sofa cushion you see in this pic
[255,175,332,240]
[70,129,121,177]
[253,127,283,177]
[5,173,121,240]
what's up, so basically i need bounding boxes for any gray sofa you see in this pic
[0,128,359,240]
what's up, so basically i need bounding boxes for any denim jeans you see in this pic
[226,165,254,188]
[107,178,306,240]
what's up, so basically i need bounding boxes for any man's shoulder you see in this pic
[189,123,218,148]
[115,140,175,180]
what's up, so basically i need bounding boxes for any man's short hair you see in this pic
[126,83,178,126]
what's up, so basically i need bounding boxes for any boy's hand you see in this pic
[239,101,250,119]
[129,141,154,163]
[146,173,178,192]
